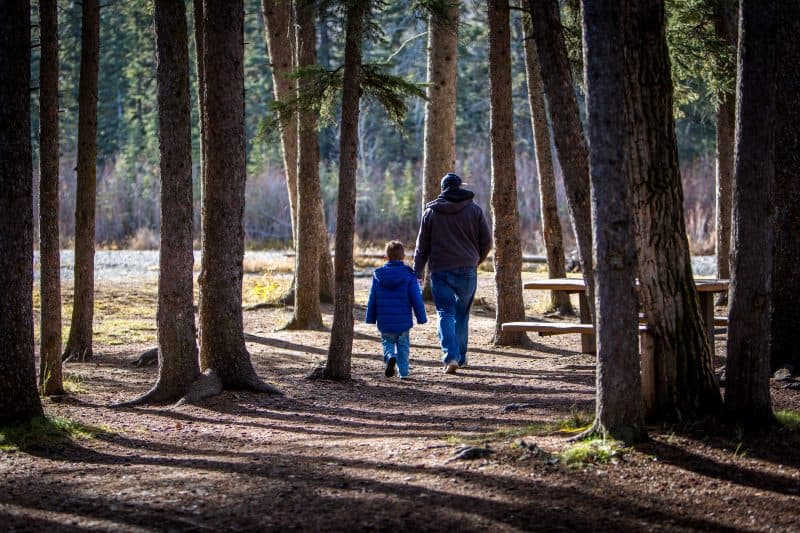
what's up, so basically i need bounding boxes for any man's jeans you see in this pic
[431,267,478,366]
[381,331,410,377]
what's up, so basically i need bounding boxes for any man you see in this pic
[413,173,492,374]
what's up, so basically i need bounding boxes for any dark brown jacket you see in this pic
[413,188,492,277]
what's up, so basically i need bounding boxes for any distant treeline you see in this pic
[30,0,717,252]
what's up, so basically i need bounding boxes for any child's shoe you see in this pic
[385,356,397,377]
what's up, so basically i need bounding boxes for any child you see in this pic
[366,240,427,378]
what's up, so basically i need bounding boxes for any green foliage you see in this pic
[667,0,736,109]
[0,416,108,452]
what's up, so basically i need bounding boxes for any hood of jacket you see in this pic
[425,188,476,214]
[373,261,414,289]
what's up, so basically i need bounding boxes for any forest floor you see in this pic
[3,261,800,532]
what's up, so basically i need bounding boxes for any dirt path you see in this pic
[3,273,799,531]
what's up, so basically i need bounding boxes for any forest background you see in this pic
[31,0,717,253]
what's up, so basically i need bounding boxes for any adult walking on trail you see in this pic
[413,173,492,374]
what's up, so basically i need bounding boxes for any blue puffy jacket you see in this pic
[366,260,427,334]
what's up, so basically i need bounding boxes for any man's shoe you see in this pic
[444,361,458,374]
[385,356,397,377]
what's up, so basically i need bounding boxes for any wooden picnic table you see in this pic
[523,277,730,354]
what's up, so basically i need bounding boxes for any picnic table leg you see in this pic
[698,292,715,353]
[640,330,655,418]
[578,293,596,354]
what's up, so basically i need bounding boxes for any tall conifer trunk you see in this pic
[287,0,324,329]
[39,0,64,394]
[521,15,572,316]
[528,0,595,321]
[263,0,298,246]
[488,0,528,346]
[197,0,279,395]
[0,0,44,424]
[63,0,100,362]
[422,5,458,205]
[581,0,643,443]
[712,3,737,302]
[726,0,778,426]
[625,0,721,422]
[769,1,800,373]
[124,0,200,405]
[322,0,367,380]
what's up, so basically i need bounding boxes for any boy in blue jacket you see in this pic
[366,240,427,378]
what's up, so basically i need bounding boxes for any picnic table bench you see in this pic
[514,277,729,354]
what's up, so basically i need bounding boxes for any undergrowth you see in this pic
[776,410,800,431]
[558,438,628,467]
[0,416,109,452]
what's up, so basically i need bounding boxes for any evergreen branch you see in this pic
[360,63,427,127]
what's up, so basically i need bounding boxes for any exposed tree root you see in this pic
[280,317,325,332]
[130,347,158,367]
[178,370,225,405]
[62,346,93,363]
[112,383,189,408]
[491,333,534,348]
[305,365,351,382]
[571,420,647,445]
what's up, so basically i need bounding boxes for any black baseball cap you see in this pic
[441,173,467,191]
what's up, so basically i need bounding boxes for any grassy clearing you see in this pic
[776,410,800,431]
[0,416,109,452]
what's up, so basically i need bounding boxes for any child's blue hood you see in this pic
[373,261,414,289]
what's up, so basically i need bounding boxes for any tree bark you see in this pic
[263,0,334,306]
[625,0,721,422]
[713,3,737,302]
[488,0,528,346]
[770,1,800,373]
[521,15,572,316]
[581,0,643,444]
[286,0,324,329]
[528,0,594,321]
[0,0,44,424]
[63,0,100,362]
[38,0,64,395]
[198,0,278,394]
[726,0,778,427]
[422,5,458,206]
[125,0,200,405]
[322,0,367,380]
[262,0,298,246]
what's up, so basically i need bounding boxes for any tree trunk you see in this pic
[63,0,100,362]
[322,0,367,380]
[770,1,800,373]
[124,0,200,405]
[521,14,572,316]
[286,0,324,329]
[726,0,778,427]
[625,0,721,422]
[420,5,458,301]
[487,0,528,346]
[262,0,298,246]
[528,0,595,322]
[581,0,643,444]
[0,0,44,424]
[198,0,278,394]
[38,0,64,395]
[713,2,737,305]
[263,0,334,306]
[422,5,458,206]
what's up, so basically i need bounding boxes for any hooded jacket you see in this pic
[365,260,427,334]
[413,188,492,277]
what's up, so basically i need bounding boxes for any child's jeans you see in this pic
[381,331,410,377]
